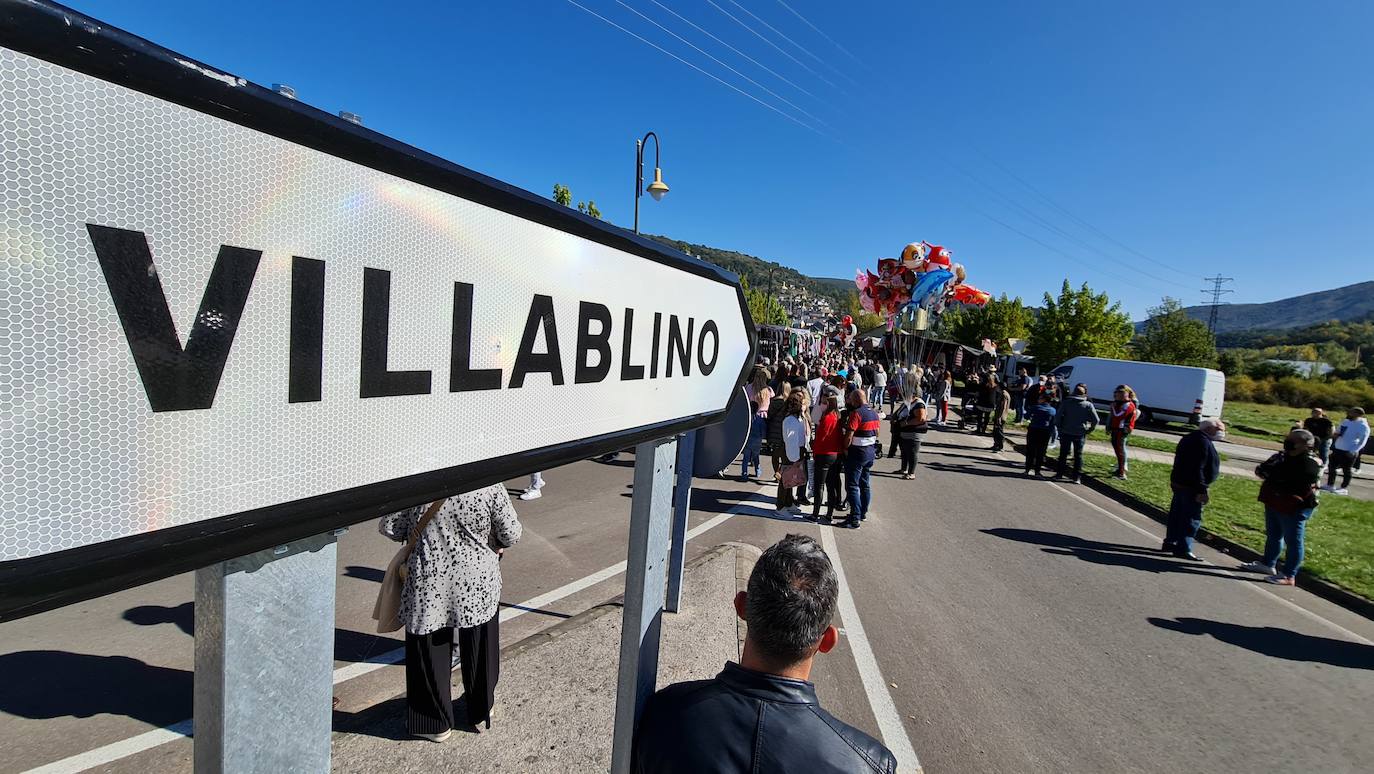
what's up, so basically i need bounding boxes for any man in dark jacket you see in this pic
[1164,418,1226,559]
[1052,383,1100,483]
[632,535,896,773]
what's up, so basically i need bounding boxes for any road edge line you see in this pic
[820,525,923,773]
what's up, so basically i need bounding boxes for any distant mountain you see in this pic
[1139,281,1374,333]
[644,235,851,306]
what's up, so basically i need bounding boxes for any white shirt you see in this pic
[1334,418,1371,454]
[782,414,811,461]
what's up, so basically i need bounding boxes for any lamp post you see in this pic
[633,131,668,234]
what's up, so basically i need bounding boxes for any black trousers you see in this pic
[898,436,921,474]
[1328,449,1355,489]
[406,611,500,733]
[811,453,841,516]
[1025,427,1052,473]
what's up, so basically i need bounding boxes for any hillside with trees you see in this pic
[1155,280,1374,333]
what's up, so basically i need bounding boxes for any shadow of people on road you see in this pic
[0,651,192,726]
[925,462,1028,480]
[343,565,386,583]
[1148,617,1374,670]
[981,527,1247,580]
[120,602,399,663]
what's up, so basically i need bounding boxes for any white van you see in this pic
[1047,356,1225,425]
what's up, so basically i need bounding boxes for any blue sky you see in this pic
[66,0,1373,318]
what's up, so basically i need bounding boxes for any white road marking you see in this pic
[820,525,924,773]
[22,486,774,774]
[1049,482,1374,646]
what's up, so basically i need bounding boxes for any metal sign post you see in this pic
[610,438,678,774]
[193,532,340,773]
[664,430,696,614]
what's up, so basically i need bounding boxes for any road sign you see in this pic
[0,2,755,620]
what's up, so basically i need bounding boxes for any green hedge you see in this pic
[1225,374,1374,410]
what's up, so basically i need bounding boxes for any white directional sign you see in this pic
[0,14,753,618]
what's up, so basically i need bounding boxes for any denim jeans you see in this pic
[1056,435,1085,477]
[1110,429,1131,474]
[1165,489,1204,553]
[741,440,762,477]
[1011,391,1025,423]
[1328,449,1355,489]
[844,447,876,520]
[1261,506,1313,577]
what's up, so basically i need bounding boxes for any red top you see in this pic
[812,412,845,455]
[1110,401,1138,431]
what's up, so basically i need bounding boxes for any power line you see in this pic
[720,0,865,89]
[942,156,1191,290]
[773,0,871,71]
[647,0,825,105]
[561,0,830,138]
[615,0,834,132]
[971,147,1194,276]
[1201,275,1234,334]
[703,0,847,94]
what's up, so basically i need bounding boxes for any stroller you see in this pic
[957,394,986,431]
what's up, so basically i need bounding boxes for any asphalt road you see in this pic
[2,429,1373,773]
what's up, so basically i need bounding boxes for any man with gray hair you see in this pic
[1164,418,1226,559]
[632,535,895,773]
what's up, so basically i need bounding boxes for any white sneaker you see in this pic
[1319,484,1334,492]
[413,729,452,742]
[519,488,543,500]
[1332,488,1349,496]
[1238,560,1275,574]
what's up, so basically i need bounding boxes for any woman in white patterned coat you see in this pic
[380,483,522,740]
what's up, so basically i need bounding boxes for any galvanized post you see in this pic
[609,437,678,774]
[664,430,696,613]
[194,531,340,774]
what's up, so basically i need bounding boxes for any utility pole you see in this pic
[1200,275,1234,334]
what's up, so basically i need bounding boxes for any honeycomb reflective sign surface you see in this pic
[0,47,751,563]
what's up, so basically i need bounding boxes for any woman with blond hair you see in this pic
[1109,385,1139,479]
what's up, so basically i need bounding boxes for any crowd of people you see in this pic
[367,343,1368,753]
[744,351,950,529]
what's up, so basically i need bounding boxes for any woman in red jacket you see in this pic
[808,391,845,522]
[1109,385,1138,479]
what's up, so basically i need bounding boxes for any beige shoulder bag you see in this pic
[371,499,445,633]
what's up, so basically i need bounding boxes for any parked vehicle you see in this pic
[1047,356,1225,425]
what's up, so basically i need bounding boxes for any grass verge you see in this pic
[1080,452,1374,600]
[1083,428,1227,461]
[1222,400,1307,441]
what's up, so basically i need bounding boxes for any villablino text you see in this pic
[88,224,721,412]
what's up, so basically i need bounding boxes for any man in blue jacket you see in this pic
[1164,418,1226,560]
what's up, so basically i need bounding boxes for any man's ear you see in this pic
[734,591,748,622]
[816,624,839,654]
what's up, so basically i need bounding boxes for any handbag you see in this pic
[781,460,807,488]
[372,499,446,633]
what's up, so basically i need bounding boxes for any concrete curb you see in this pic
[1007,438,1374,622]
[333,542,751,734]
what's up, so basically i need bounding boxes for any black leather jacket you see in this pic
[632,662,897,773]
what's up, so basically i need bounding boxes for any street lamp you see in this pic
[633,131,668,234]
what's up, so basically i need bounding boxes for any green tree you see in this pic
[576,200,602,219]
[940,294,1032,353]
[552,183,571,207]
[742,277,788,326]
[1133,297,1218,368]
[1027,280,1134,368]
